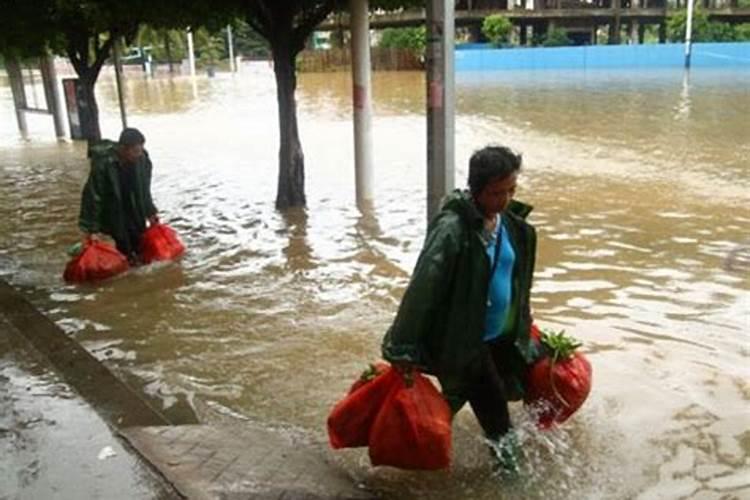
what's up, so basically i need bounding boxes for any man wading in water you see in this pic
[78,128,159,263]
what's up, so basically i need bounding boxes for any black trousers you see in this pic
[466,336,522,441]
[114,223,144,264]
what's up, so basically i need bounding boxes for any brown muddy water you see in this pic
[0,63,748,499]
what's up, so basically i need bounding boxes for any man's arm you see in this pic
[143,152,159,224]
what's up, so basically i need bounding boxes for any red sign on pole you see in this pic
[353,84,366,110]
[429,81,443,109]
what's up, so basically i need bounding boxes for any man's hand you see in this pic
[82,232,100,245]
[148,214,160,226]
[392,361,417,387]
[392,361,417,375]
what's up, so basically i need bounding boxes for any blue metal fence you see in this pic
[455,42,750,70]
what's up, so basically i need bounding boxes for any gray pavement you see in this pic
[121,425,375,500]
[0,280,376,500]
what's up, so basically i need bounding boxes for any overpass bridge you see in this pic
[318,2,750,45]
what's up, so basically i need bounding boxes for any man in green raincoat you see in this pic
[382,145,539,472]
[78,128,159,263]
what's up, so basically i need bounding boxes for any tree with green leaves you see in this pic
[379,26,427,52]
[667,9,740,42]
[231,19,270,59]
[0,1,59,60]
[193,28,225,74]
[543,27,571,47]
[736,23,750,41]
[135,25,187,72]
[481,14,513,47]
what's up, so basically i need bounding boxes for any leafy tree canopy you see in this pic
[378,26,426,51]
[482,14,513,46]
[543,26,571,47]
[667,10,743,42]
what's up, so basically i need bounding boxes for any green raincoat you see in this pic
[382,190,537,410]
[78,140,158,243]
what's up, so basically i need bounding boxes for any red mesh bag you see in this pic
[368,372,452,470]
[63,240,129,283]
[525,327,592,429]
[140,223,185,264]
[327,364,399,449]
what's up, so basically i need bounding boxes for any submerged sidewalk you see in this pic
[0,280,374,500]
[0,313,178,499]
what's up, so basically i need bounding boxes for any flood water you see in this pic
[0,62,748,499]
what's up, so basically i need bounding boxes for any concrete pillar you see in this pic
[227,25,236,73]
[685,0,695,68]
[638,23,646,44]
[658,22,667,43]
[520,24,528,45]
[186,28,196,79]
[533,23,545,44]
[630,20,640,44]
[610,0,622,44]
[349,0,374,207]
[468,23,483,43]
[5,57,29,138]
[39,55,65,138]
[426,0,455,222]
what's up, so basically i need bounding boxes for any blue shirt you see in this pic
[484,217,516,341]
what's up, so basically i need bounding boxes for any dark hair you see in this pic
[468,145,522,196]
[118,127,146,146]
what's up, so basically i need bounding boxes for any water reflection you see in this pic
[0,63,748,499]
[280,208,314,272]
[674,70,692,121]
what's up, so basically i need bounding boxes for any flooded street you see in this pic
[0,63,748,498]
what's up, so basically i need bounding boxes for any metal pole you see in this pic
[350,0,374,207]
[5,57,29,138]
[40,55,66,138]
[227,24,236,73]
[685,0,695,69]
[426,0,455,222]
[187,28,197,79]
[112,38,128,129]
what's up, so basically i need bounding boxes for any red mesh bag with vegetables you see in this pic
[525,326,592,429]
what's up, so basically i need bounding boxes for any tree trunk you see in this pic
[66,34,113,143]
[271,37,306,209]
[165,33,174,74]
[78,72,102,142]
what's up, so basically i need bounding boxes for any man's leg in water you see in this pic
[466,348,521,474]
